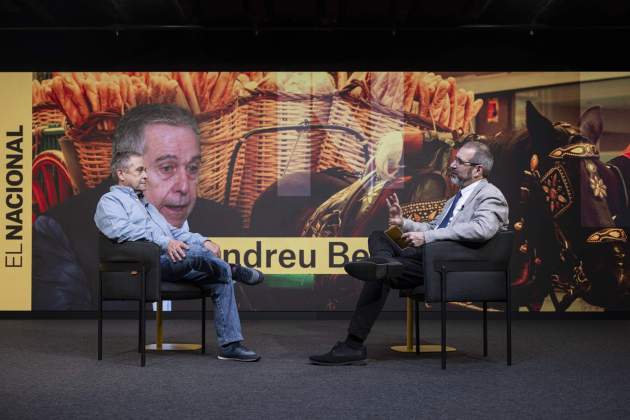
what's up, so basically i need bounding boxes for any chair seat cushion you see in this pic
[161,281,211,300]
[427,271,507,302]
[399,285,425,299]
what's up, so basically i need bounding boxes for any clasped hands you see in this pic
[386,193,426,247]
[166,238,221,262]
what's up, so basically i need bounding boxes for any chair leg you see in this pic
[140,270,146,367]
[98,271,103,361]
[440,268,447,370]
[138,301,142,353]
[415,299,420,356]
[201,297,206,354]
[441,298,446,370]
[507,270,512,366]
[483,301,488,357]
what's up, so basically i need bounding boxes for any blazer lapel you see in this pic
[434,193,457,227]
[467,179,488,202]
[450,179,488,224]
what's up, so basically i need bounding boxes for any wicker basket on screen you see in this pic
[32,103,66,155]
[32,103,65,130]
[317,80,451,175]
[231,89,333,227]
[66,112,120,189]
[197,99,245,206]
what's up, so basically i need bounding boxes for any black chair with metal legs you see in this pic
[98,233,210,367]
[402,230,514,369]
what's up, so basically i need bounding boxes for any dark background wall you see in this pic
[0,29,627,71]
[1,0,630,71]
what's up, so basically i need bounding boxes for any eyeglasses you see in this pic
[453,157,482,167]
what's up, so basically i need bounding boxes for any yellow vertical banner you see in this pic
[0,73,32,310]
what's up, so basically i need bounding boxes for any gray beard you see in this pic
[450,175,463,187]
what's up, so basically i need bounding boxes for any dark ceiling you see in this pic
[2,0,630,29]
[1,1,629,69]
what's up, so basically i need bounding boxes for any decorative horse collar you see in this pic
[549,141,599,160]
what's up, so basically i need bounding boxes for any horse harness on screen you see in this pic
[516,128,627,310]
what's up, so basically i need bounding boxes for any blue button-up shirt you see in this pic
[94,185,207,251]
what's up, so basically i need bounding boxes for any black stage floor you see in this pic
[1,319,629,419]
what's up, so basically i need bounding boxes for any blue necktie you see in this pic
[437,190,462,229]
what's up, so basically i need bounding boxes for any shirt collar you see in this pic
[110,185,134,194]
[110,185,144,199]
[460,179,483,195]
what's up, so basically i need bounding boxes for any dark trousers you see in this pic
[348,231,424,341]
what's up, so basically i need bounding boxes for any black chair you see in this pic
[98,233,210,366]
[400,230,514,369]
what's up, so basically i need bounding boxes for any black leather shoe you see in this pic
[344,257,404,282]
[309,341,367,366]
[231,264,264,285]
[217,342,261,362]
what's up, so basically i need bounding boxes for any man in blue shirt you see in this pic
[94,152,237,284]
[95,149,261,362]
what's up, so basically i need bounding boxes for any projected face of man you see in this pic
[142,123,201,228]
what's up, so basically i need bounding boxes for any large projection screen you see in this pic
[1,71,629,312]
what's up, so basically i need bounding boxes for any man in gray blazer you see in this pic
[310,140,509,365]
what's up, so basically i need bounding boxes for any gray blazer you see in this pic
[402,179,509,244]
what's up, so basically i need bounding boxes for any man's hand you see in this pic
[402,231,425,247]
[203,239,221,257]
[167,239,189,262]
[386,193,404,228]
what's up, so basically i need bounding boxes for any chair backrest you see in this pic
[422,230,515,302]
[98,233,161,301]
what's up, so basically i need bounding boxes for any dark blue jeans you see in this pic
[160,243,243,346]
[160,243,231,283]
